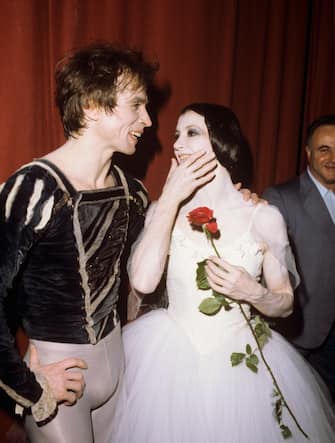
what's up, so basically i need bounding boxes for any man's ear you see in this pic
[83,107,100,121]
[305,145,311,161]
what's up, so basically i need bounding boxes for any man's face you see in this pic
[88,82,152,156]
[173,111,213,164]
[306,124,335,190]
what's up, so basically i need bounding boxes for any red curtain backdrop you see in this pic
[0,0,334,436]
[1,0,334,199]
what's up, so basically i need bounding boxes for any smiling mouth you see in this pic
[129,131,142,142]
[324,164,335,172]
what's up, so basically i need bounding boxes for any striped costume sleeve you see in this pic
[126,176,150,246]
[0,165,58,423]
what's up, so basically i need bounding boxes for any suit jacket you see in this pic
[263,170,335,349]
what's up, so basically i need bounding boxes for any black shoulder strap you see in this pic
[32,158,77,198]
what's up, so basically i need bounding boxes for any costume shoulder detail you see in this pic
[0,162,70,232]
[114,166,150,215]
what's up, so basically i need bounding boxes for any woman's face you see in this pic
[174,111,213,163]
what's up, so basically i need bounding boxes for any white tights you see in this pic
[25,324,125,443]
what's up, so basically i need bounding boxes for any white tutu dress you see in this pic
[114,209,335,443]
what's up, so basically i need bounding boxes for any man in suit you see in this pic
[263,114,335,401]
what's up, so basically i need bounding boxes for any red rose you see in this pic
[205,221,218,235]
[187,207,213,225]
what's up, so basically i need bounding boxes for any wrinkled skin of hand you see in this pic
[205,256,262,303]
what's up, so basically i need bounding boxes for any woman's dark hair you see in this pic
[180,103,246,171]
[55,42,158,138]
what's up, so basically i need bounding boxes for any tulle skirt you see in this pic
[113,309,335,443]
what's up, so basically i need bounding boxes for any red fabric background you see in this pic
[0,0,334,436]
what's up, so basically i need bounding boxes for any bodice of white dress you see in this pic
[166,215,264,354]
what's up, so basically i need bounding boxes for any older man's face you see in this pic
[306,125,335,190]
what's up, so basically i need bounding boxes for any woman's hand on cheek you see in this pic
[162,151,217,204]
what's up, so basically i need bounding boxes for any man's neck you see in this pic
[307,167,335,193]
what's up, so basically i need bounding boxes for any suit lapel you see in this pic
[300,171,335,242]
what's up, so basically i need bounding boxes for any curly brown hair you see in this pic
[55,41,158,138]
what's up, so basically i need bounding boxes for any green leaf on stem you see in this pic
[247,353,259,366]
[280,425,292,439]
[213,291,233,311]
[199,297,222,315]
[246,357,258,373]
[246,344,252,355]
[196,260,210,290]
[231,352,245,366]
[254,316,271,349]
